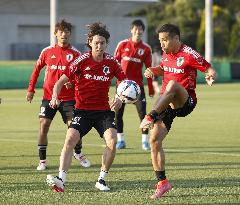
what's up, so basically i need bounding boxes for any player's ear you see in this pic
[88,39,92,47]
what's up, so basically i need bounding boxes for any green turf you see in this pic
[0,83,240,205]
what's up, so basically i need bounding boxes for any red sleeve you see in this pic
[27,50,46,92]
[114,42,122,63]
[68,52,81,84]
[114,61,126,81]
[188,52,211,72]
[144,48,154,96]
[64,57,79,79]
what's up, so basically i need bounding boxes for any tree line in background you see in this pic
[129,0,240,59]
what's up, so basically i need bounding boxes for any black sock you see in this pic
[155,170,166,181]
[38,144,47,160]
[74,143,82,154]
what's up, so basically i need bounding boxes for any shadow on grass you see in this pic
[0,161,239,174]
[1,177,240,195]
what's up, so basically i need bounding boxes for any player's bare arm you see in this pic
[64,81,73,89]
[110,94,123,112]
[26,91,35,103]
[50,74,69,108]
[144,65,164,79]
[205,67,217,86]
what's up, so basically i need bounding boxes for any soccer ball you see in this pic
[117,80,141,104]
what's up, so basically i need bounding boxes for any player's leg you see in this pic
[152,76,160,93]
[149,119,172,199]
[115,103,126,149]
[135,86,150,150]
[59,101,90,168]
[140,80,188,129]
[46,128,80,192]
[47,110,92,192]
[37,100,57,171]
[94,111,117,191]
[153,80,188,112]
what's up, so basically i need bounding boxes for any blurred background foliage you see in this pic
[129,0,240,60]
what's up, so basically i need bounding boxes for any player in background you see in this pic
[151,46,161,93]
[140,24,217,199]
[114,19,154,151]
[26,19,90,171]
[46,22,126,192]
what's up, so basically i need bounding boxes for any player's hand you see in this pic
[205,75,215,86]
[64,81,73,89]
[144,68,154,79]
[49,96,60,109]
[139,115,154,130]
[26,91,34,103]
[110,95,123,112]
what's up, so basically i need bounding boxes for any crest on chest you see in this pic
[176,57,184,67]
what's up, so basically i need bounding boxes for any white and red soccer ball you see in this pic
[117,80,141,104]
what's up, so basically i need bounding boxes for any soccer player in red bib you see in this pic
[140,24,217,199]
[114,19,154,150]
[46,22,126,192]
[26,20,90,171]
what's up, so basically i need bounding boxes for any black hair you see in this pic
[55,19,72,33]
[131,19,145,31]
[86,22,110,49]
[156,23,180,39]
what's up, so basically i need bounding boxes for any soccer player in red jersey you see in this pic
[140,24,217,199]
[46,22,126,192]
[114,19,154,151]
[26,20,90,171]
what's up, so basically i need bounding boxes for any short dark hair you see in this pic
[86,22,110,49]
[156,24,180,39]
[131,19,145,31]
[55,19,72,33]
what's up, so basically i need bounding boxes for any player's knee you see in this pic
[166,80,178,93]
[64,132,79,150]
[106,136,117,150]
[40,118,51,128]
[149,136,162,149]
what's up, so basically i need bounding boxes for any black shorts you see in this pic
[153,76,159,82]
[157,96,196,131]
[69,109,116,138]
[39,99,75,123]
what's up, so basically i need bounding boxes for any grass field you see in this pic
[0,83,240,205]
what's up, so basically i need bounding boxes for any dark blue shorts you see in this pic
[39,99,75,123]
[69,109,116,138]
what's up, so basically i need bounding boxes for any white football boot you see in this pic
[37,161,47,171]
[46,175,64,192]
[95,179,110,191]
[73,153,91,168]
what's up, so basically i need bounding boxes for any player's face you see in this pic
[55,28,71,46]
[158,32,178,54]
[131,25,144,41]
[89,35,107,56]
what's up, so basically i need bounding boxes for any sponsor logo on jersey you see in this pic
[163,66,184,74]
[85,66,91,71]
[103,65,110,75]
[123,56,141,63]
[125,48,130,52]
[66,54,74,62]
[177,57,185,67]
[50,65,66,70]
[137,48,144,56]
[164,58,168,62]
[51,55,56,59]
[84,74,110,82]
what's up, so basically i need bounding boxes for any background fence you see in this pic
[0,61,239,89]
